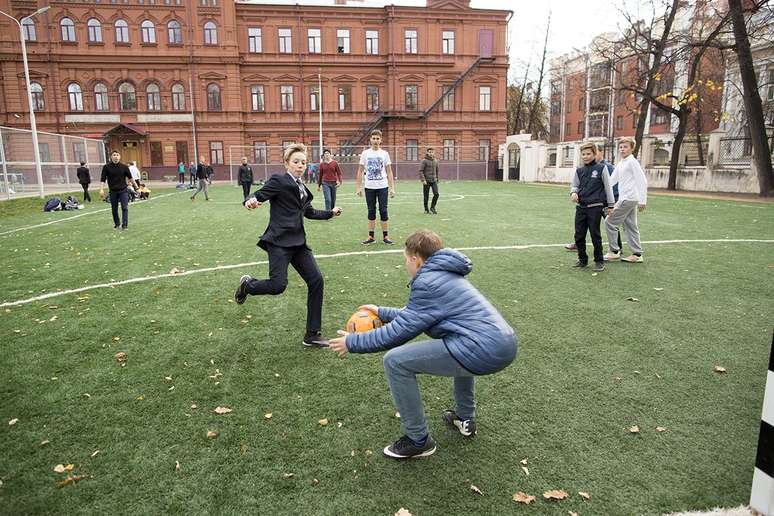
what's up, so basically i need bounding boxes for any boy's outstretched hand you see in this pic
[245,197,262,209]
[329,330,349,357]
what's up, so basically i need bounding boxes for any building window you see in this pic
[442,86,454,111]
[118,82,136,110]
[38,142,50,162]
[87,19,102,43]
[248,28,262,53]
[309,86,319,112]
[60,18,76,42]
[616,115,624,130]
[278,28,292,53]
[22,18,36,42]
[72,142,87,164]
[253,141,267,164]
[479,86,491,111]
[204,21,217,45]
[337,29,350,53]
[653,110,669,125]
[146,83,161,111]
[67,83,83,111]
[405,29,417,54]
[366,30,378,55]
[366,86,379,111]
[310,140,321,163]
[282,140,295,152]
[337,86,351,111]
[443,139,455,161]
[565,122,571,136]
[171,83,185,111]
[207,83,221,111]
[406,139,418,161]
[616,89,626,105]
[577,121,583,134]
[578,97,584,111]
[168,20,182,44]
[405,85,418,111]
[94,83,108,111]
[308,28,321,53]
[210,141,224,165]
[115,20,129,43]
[30,82,44,111]
[280,85,294,111]
[768,69,774,101]
[150,142,163,166]
[442,31,454,54]
[141,20,156,44]
[479,139,490,161]
[251,85,265,112]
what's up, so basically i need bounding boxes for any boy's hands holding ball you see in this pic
[329,330,349,357]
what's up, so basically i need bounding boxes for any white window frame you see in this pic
[204,21,218,45]
[308,28,321,54]
[337,29,350,54]
[365,30,378,55]
[61,18,76,42]
[94,83,108,111]
[115,20,129,43]
[280,85,294,111]
[479,86,491,111]
[67,83,83,111]
[442,30,455,54]
[248,27,262,53]
[171,83,185,111]
[141,20,156,44]
[278,28,292,53]
[251,85,265,112]
[405,29,417,54]
[88,19,102,43]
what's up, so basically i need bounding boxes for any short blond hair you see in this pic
[283,143,307,163]
[618,137,636,149]
[405,229,444,260]
[579,142,598,154]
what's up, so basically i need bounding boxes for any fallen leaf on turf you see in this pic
[114,352,126,363]
[337,421,343,428]
[168,386,175,391]
[214,406,232,415]
[579,491,591,500]
[513,492,536,504]
[53,464,66,473]
[629,425,640,433]
[365,450,373,456]
[395,412,401,418]
[40,439,50,446]
[656,426,667,432]
[544,489,569,500]
[470,484,483,495]
[654,287,664,291]
[169,267,181,274]
[90,450,100,458]
[626,297,639,302]
[164,376,172,382]
[569,512,578,516]
[318,418,329,426]
[49,315,57,322]
[175,461,181,471]
[210,359,215,365]
[191,404,198,409]
[113,337,120,341]
[8,418,18,426]
[208,332,213,337]
[264,413,272,419]
[83,393,91,399]
[714,366,727,373]
[56,475,88,488]
[394,509,412,516]
[283,473,294,478]
[136,395,144,401]
[521,466,529,476]
[520,458,528,465]
[206,430,218,438]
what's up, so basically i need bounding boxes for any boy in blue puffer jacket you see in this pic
[329,229,517,459]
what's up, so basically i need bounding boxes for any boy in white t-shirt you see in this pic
[356,129,396,244]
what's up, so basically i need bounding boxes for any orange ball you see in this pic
[346,310,383,333]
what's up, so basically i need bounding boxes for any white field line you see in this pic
[0,191,182,237]
[1,238,772,309]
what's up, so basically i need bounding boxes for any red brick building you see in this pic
[0,0,510,180]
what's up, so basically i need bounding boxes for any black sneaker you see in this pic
[442,410,477,437]
[573,260,588,268]
[593,261,605,272]
[430,208,437,214]
[424,209,430,214]
[383,238,394,245]
[383,435,437,459]
[302,332,329,348]
[234,275,251,304]
[361,238,376,245]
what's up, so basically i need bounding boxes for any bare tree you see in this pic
[527,11,551,135]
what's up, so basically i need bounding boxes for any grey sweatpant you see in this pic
[605,199,642,255]
[191,178,209,200]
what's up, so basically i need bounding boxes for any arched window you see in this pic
[171,83,185,111]
[141,20,156,44]
[118,82,136,110]
[22,18,36,42]
[146,83,161,111]
[115,19,129,43]
[60,18,76,42]
[167,20,182,44]
[87,18,102,43]
[67,83,83,111]
[207,83,221,111]
[30,82,44,111]
[94,83,109,111]
[204,21,218,45]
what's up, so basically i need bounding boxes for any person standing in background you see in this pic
[238,157,254,200]
[76,161,91,202]
[317,149,343,211]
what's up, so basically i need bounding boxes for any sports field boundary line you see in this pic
[1,238,772,309]
[0,191,183,237]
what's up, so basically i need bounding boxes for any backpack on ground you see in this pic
[43,197,62,212]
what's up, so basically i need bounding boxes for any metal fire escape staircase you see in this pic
[347,56,495,148]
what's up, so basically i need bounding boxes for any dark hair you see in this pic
[405,229,444,260]
[322,148,331,154]
[110,150,120,155]
[80,161,85,166]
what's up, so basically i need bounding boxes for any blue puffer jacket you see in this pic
[345,248,518,375]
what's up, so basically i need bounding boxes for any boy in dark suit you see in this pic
[234,143,342,347]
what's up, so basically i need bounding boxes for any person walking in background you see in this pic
[206,162,214,185]
[238,157,254,200]
[178,161,186,184]
[419,147,440,214]
[100,150,133,230]
[317,149,343,211]
[188,161,197,187]
[76,161,91,203]
[191,159,210,201]
[128,161,141,189]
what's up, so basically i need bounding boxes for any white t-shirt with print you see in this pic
[359,148,391,190]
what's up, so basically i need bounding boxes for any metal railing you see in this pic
[718,137,753,165]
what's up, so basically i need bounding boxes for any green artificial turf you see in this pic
[0,181,772,515]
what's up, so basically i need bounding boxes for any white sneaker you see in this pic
[603,251,620,261]
[622,255,643,263]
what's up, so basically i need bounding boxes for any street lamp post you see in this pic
[0,6,50,198]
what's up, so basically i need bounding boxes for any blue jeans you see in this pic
[321,181,337,211]
[383,339,475,441]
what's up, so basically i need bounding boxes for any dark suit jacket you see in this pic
[247,172,332,250]
[76,166,90,184]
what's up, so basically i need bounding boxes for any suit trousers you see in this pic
[245,243,324,333]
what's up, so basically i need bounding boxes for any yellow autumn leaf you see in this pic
[214,406,233,415]
[579,491,591,500]
[544,489,569,500]
[470,484,484,495]
[513,492,536,504]
[318,418,329,426]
